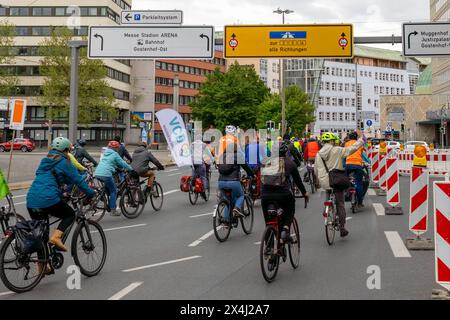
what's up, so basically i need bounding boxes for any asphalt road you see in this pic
[0,166,443,300]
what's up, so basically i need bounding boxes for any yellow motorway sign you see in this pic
[224,24,353,58]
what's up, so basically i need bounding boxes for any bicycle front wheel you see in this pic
[0,233,47,293]
[120,186,145,219]
[213,200,231,242]
[325,206,336,246]
[84,188,107,223]
[288,218,301,269]
[240,196,254,235]
[260,226,279,283]
[71,220,107,277]
[150,182,164,211]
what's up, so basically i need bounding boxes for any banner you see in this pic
[155,109,192,167]
[0,169,10,200]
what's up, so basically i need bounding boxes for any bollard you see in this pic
[376,142,387,196]
[431,181,450,299]
[370,151,380,189]
[385,157,403,215]
[405,166,433,250]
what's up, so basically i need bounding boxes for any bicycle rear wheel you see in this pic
[0,233,47,293]
[260,226,279,283]
[120,186,145,219]
[325,206,336,245]
[288,218,301,269]
[188,185,198,205]
[309,172,316,194]
[240,196,254,235]
[71,220,107,277]
[150,182,164,211]
[213,200,231,242]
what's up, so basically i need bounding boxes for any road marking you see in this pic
[108,282,143,300]
[346,217,353,221]
[254,241,261,245]
[372,203,385,216]
[0,291,14,297]
[168,172,182,177]
[165,169,179,173]
[122,256,201,273]
[102,224,147,232]
[12,194,26,199]
[14,201,26,206]
[164,189,179,196]
[368,189,376,196]
[188,230,215,247]
[189,212,214,218]
[385,231,411,258]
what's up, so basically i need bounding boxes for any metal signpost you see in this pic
[88,26,214,59]
[121,10,183,25]
[403,22,450,56]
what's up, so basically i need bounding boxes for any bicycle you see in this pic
[113,171,146,218]
[188,176,210,205]
[260,196,307,283]
[347,173,358,214]
[0,194,26,238]
[305,160,316,194]
[0,194,107,293]
[323,190,340,245]
[241,172,260,205]
[213,182,254,242]
[141,174,164,212]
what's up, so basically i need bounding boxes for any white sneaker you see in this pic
[110,209,121,216]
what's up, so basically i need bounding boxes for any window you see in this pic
[30,107,45,120]
[332,98,337,106]
[326,82,330,91]
[32,27,51,36]
[326,112,331,121]
[345,98,350,106]
[374,100,378,108]
[332,113,337,121]
[345,113,350,121]
[332,83,336,91]
[345,83,349,92]
[368,98,371,104]
[89,8,98,16]
[55,8,66,16]
[326,97,330,106]
[338,83,343,91]
[351,113,356,121]
[318,97,323,105]
[331,68,335,76]
[319,112,324,121]
[338,98,343,106]
[339,113,344,121]
[32,8,52,16]
[401,88,405,95]
[351,98,356,107]
[0,7,6,16]
[10,7,29,16]
[351,84,355,92]
[375,72,378,80]
[16,27,29,36]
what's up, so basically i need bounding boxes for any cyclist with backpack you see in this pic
[217,142,254,224]
[260,141,309,242]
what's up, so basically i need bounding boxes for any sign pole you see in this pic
[69,43,80,144]
[6,129,16,182]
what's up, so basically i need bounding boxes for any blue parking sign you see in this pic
[134,14,141,21]
[366,119,373,127]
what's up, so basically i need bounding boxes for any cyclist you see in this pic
[113,135,133,163]
[73,139,98,167]
[191,139,214,199]
[344,131,366,208]
[131,142,165,192]
[26,137,96,258]
[217,142,254,225]
[283,134,302,167]
[95,140,133,216]
[303,136,321,182]
[218,125,239,157]
[314,131,365,237]
[245,135,264,197]
[261,141,309,242]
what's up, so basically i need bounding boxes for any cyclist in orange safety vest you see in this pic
[344,131,365,208]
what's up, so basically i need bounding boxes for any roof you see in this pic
[415,65,432,95]
[354,45,407,62]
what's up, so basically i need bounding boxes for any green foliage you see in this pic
[0,22,19,97]
[190,62,269,131]
[257,85,315,136]
[39,28,117,124]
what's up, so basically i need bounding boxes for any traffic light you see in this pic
[401,124,405,132]
[360,122,364,130]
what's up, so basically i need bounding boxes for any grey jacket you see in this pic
[131,146,164,175]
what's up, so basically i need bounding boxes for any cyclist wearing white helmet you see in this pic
[219,125,239,157]
[26,137,96,273]
[314,131,365,237]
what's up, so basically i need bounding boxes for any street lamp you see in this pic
[273,8,294,135]
[173,74,180,113]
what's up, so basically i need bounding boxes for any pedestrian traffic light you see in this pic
[360,122,364,130]
[401,124,405,132]
[413,145,427,167]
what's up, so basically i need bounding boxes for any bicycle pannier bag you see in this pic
[261,157,286,187]
[14,219,46,255]
[180,176,191,192]
[194,178,203,193]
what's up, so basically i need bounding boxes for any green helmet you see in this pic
[52,137,71,152]
[320,132,335,142]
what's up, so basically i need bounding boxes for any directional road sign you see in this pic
[88,26,214,59]
[403,22,450,57]
[121,10,183,25]
[224,24,353,58]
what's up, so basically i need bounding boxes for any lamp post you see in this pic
[173,74,180,113]
[273,8,293,135]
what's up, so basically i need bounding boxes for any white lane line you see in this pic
[254,241,261,245]
[189,212,214,218]
[346,217,353,221]
[12,194,26,199]
[14,201,26,206]
[373,203,385,216]
[164,189,179,196]
[188,230,215,247]
[122,256,201,273]
[108,282,143,300]
[165,169,179,173]
[102,224,147,232]
[368,189,376,196]
[385,231,411,258]
[168,172,182,177]
[0,291,14,297]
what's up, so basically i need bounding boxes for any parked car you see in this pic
[405,141,429,152]
[0,138,35,152]
[373,140,400,151]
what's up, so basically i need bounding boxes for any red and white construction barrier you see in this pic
[371,152,380,184]
[386,158,400,207]
[409,167,429,234]
[378,153,387,191]
[398,152,450,176]
[433,182,450,290]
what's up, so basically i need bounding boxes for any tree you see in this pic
[0,22,19,97]
[190,62,269,131]
[39,28,117,125]
[257,85,315,136]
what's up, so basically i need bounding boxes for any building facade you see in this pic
[0,0,136,145]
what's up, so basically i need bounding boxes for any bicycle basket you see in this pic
[13,220,47,255]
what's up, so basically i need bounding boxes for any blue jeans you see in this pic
[97,176,117,210]
[218,180,245,221]
[346,165,364,205]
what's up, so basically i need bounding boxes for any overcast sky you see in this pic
[133,0,430,50]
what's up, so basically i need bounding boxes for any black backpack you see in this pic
[218,164,236,176]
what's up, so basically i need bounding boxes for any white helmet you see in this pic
[225,125,236,135]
